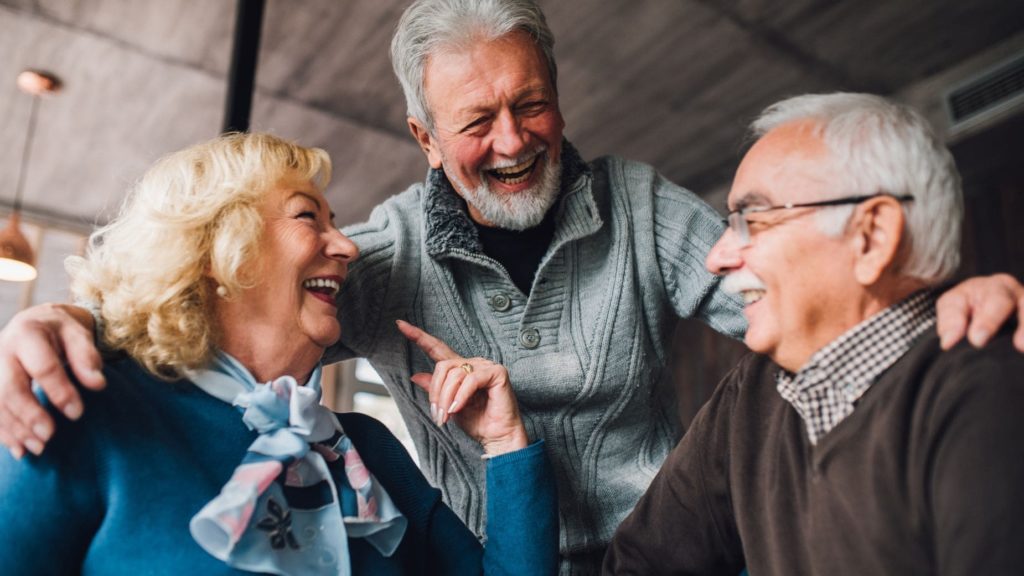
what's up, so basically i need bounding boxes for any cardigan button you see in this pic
[489,292,512,312]
[519,327,541,349]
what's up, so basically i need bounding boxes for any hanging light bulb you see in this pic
[0,212,37,281]
[0,70,60,282]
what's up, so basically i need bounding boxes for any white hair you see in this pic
[390,0,557,130]
[751,92,962,284]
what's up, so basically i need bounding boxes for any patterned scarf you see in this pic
[188,351,407,575]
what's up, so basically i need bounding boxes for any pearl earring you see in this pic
[216,285,228,298]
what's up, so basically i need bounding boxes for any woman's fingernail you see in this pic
[430,403,437,423]
[32,423,52,441]
[448,400,459,414]
[25,439,43,455]
[64,402,83,420]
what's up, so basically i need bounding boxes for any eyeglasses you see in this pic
[725,193,914,246]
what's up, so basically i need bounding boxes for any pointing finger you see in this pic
[396,320,459,362]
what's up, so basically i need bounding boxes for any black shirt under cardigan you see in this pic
[473,207,556,296]
[603,330,1024,575]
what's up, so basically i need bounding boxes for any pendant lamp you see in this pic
[0,70,60,282]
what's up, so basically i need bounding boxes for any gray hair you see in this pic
[751,92,963,284]
[390,0,557,130]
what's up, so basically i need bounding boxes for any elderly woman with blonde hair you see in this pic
[0,133,557,575]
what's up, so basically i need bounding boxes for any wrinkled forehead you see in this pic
[423,31,553,97]
[728,121,835,210]
[260,174,323,206]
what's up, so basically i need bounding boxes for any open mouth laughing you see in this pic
[722,271,767,307]
[302,276,342,306]
[740,289,765,305]
[487,153,541,186]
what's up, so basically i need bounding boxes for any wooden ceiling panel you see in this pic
[720,0,1024,90]
[0,7,224,228]
[551,0,832,189]
[251,91,426,226]
[256,0,409,136]
[3,0,235,75]
[1,0,1021,233]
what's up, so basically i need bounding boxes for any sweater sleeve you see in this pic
[423,440,558,575]
[483,440,558,575]
[649,171,746,339]
[927,338,1024,575]
[0,399,101,574]
[340,413,557,575]
[602,361,747,575]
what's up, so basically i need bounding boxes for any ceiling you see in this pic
[1,0,1023,234]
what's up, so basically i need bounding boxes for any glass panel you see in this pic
[33,228,84,307]
[355,357,385,386]
[0,279,26,325]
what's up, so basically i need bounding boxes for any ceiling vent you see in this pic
[944,51,1024,134]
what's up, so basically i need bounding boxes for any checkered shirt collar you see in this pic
[776,289,938,445]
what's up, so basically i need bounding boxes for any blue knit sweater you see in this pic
[0,358,557,575]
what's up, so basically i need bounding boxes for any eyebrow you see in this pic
[456,86,551,119]
[290,191,332,221]
[731,191,772,212]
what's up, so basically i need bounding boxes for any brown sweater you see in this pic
[603,331,1024,575]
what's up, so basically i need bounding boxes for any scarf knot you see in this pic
[234,376,338,460]
[187,352,406,576]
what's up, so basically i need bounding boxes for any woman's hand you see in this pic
[396,320,528,456]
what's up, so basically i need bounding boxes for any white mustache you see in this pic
[722,270,766,295]
[483,146,547,170]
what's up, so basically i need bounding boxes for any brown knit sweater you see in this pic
[604,331,1024,575]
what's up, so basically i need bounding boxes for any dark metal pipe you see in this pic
[222,0,266,133]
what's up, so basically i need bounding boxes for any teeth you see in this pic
[493,159,533,175]
[489,156,538,184]
[741,290,765,305]
[303,278,340,297]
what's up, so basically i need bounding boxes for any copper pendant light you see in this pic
[0,70,60,282]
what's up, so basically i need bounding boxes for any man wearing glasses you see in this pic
[603,93,1024,575]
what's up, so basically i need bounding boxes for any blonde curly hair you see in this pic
[67,132,332,379]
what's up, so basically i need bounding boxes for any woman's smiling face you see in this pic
[224,175,358,355]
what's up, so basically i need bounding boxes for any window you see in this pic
[321,358,418,464]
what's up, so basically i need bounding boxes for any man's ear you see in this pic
[850,196,906,286]
[407,117,443,169]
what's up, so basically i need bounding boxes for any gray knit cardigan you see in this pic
[331,141,745,570]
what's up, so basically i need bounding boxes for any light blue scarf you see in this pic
[188,351,407,575]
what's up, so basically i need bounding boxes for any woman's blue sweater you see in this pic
[0,358,557,575]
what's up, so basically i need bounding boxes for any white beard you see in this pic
[445,149,562,231]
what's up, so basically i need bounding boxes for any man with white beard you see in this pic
[603,93,1024,575]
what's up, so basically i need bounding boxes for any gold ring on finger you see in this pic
[460,362,473,374]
